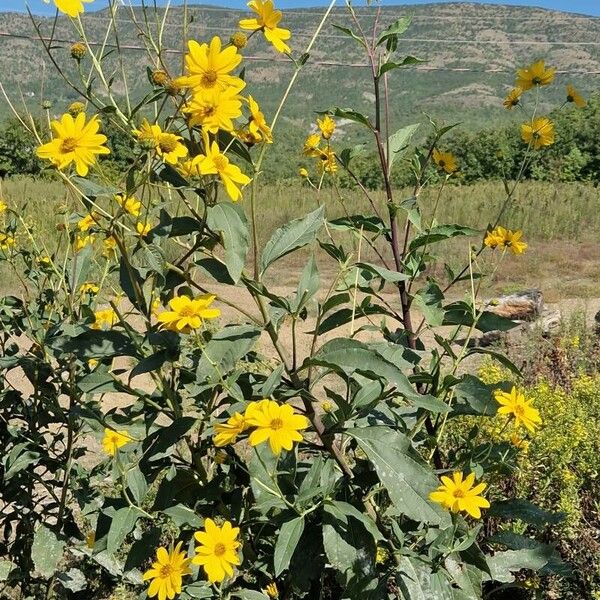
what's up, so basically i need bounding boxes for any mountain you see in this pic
[0,2,599,176]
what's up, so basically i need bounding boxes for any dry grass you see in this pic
[1,177,599,298]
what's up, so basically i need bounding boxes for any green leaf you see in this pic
[326,107,372,129]
[107,506,143,555]
[207,202,249,284]
[71,177,119,199]
[413,281,444,326]
[0,560,14,582]
[328,214,386,234]
[396,556,455,599]
[376,16,412,46]
[379,56,425,77]
[196,324,261,383]
[453,375,498,416]
[332,24,366,47]
[78,370,124,394]
[326,500,383,542]
[387,123,420,168]
[3,443,39,480]
[61,330,137,359]
[57,568,87,592]
[348,427,450,526]
[486,547,555,583]
[126,466,148,504]
[248,445,287,514]
[32,525,65,579]
[323,504,376,580]
[231,591,269,600]
[465,347,521,376]
[488,500,564,528]
[308,338,448,412]
[274,516,305,576]
[356,262,408,283]
[291,254,320,313]
[260,206,324,274]
[162,504,203,528]
[409,225,479,252]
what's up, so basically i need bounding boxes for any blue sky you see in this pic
[5,0,600,16]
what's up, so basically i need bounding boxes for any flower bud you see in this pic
[151,70,169,86]
[68,101,85,116]
[70,42,86,60]
[230,32,248,50]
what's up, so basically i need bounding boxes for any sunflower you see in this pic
[183,88,243,133]
[245,399,309,455]
[566,84,586,108]
[485,226,527,255]
[102,428,131,456]
[193,519,241,583]
[175,37,245,96]
[516,59,555,90]
[247,95,273,143]
[37,113,110,177]
[432,148,458,174]
[213,412,247,447]
[157,294,221,333]
[429,472,490,518]
[143,542,192,600]
[133,120,188,164]
[92,307,118,330]
[317,115,335,139]
[115,193,142,217]
[193,140,251,202]
[495,387,542,433]
[52,0,93,18]
[239,0,291,54]
[521,117,555,150]
[503,87,522,110]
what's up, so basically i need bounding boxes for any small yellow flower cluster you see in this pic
[213,399,309,456]
[484,226,528,255]
[301,115,337,178]
[143,518,242,597]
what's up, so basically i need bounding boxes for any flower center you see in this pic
[214,542,226,557]
[567,95,574,102]
[439,160,446,167]
[60,137,79,153]
[201,70,218,88]
[212,155,228,172]
[159,564,173,578]
[201,105,216,118]
[514,404,525,416]
[270,418,283,430]
[532,76,542,85]
[452,489,465,498]
[159,135,179,153]
[178,305,196,317]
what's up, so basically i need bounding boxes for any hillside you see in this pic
[0,2,599,176]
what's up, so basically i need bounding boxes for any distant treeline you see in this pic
[1,94,598,186]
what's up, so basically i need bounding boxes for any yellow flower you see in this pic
[136,221,152,237]
[566,84,586,108]
[303,133,321,157]
[92,307,118,330]
[78,212,100,232]
[298,167,308,178]
[429,472,490,518]
[192,518,241,583]
[235,127,262,146]
[178,159,202,179]
[240,0,291,54]
[317,115,335,140]
[175,37,245,95]
[263,582,279,598]
[247,95,273,143]
[516,59,555,90]
[318,148,337,174]
[143,542,192,600]
[432,148,458,174]
[133,120,188,164]
[213,412,247,447]
[510,432,530,452]
[0,199,7,214]
[0,233,15,252]
[375,546,389,564]
[102,235,117,259]
[157,294,221,333]
[80,282,99,295]
[52,0,93,18]
[183,88,243,133]
[74,234,95,252]
[521,117,555,150]
[102,428,131,456]
[37,113,110,177]
[495,386,542,433]
[88,358,99,369]
[70,42,86,60]
[503,87,522,110]
[115,193,142,217]
[38,255,52,267]
[193,140,251,202]
[485,226,527,255]
[245,399,309,455]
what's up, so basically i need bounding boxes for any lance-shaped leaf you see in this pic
[387,123,421,168]
[260,206,324,274]
[274,516,305,576]
[348,427,450,526]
